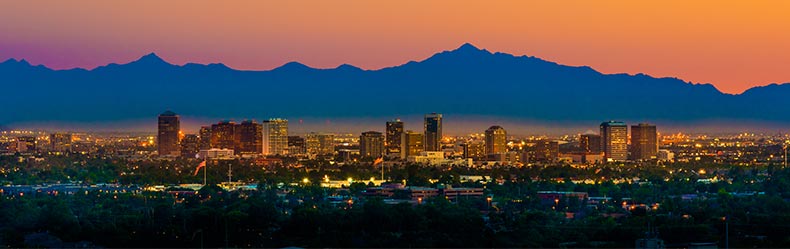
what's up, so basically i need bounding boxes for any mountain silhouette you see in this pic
[1,43,788,125]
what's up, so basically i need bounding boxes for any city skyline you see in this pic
[4,2,790,248]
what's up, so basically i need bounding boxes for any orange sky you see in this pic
[1,0,789,94]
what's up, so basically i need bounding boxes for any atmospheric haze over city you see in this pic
[3,1,790,248]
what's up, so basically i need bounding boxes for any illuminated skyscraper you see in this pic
[580,133,602,154]
[263,118,288,155]
[401,130,424,159]
[49,133,72,153]
[238,120,263,155]
[198,126,211,150]
[600,121,628,162]
[630,123,658,161]
[462,141,485,160]
[157,111,180,157]
[385,119,404,155]
[210,120,238,150]
[424,113,442,151]
[180,134,200,158]
[306,133,335,155]
[534,139,559,161]
[485,125,507,155]
[360,131,384,158]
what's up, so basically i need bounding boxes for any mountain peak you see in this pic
[456,42,481,51]
[435,42,492,58]
[1,58,31,66]
[335,63,362,71]
[274,61,313,71]
[135,52,168,64]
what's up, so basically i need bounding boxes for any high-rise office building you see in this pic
[631,123,658,161]
[485,125,507,155]
[263,119,288,155]
[198,126,211,150]
[306,133,335,155]
[287,136,306,155]
[49,133,72,153]
[385,119,404,155]
[401,130,424,159]
[360,131,384,158]
[600,121,628,162]
[210,121,238,150]
[157,111,180,157]
[462,141,486,160]
[580,134,602,154]
[534,139,559,161]
[424,113,442,151]
[238,120,263,155]
[180,134,200,158]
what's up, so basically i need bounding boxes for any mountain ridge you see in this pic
[1,43,788,125]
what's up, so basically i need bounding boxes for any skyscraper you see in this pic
[360,131,384,158]
[210,120,238,150]
[263,118,288,155]
[534,139,559,161]
[424,113,442,151]
[385,119,404,155]
[600,121,628,162]
[238,120,263,155]
[630,123,658,161]
[306,133,335,155]
[485,125,507,155]
[180,134,200,158]
[580,133,602,154]
[401,130,424,159]
[49,132,72,153]
[157,111,180,157]
[462,141,485,160]
[198,126,211,150]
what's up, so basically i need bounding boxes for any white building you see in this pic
[198,148,235,160]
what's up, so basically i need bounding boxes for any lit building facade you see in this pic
[210,121,238,150]
[360,131,385,158]
[580,134,602,154]
[600,121,628,162]
[534,139,559,161]
[630,123,658,160]
[263,118,288,155]
[306,133,335,155]
[485,125,507,155]
[238,120,263,155]
[462,141,486,160]
[287,136,306,155]
[157,111,180,157]
[49,133,72,153]
[424,113,442,151]
[401,130,424,159]
[199,126,211,150]
[180,134,200,158]
[385,119,404,155]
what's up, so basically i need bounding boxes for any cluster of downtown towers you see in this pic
[158,111,658,162]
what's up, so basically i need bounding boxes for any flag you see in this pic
[193,160,206,176]
[373,157,384,166]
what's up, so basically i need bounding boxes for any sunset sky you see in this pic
[1,0,789,94]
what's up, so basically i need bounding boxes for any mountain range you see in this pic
[2,43,790,129]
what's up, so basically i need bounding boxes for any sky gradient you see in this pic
[2,0,789,94]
